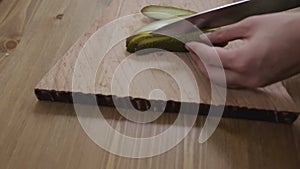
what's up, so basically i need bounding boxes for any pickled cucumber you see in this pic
[141,5,197,20]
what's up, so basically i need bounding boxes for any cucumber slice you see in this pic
[135,36,187,53]
[136,19,220,34]
[135,17,181,34]
[141,5,197,20]
[126,32,153,53]
[126,5,219,55]
[127,31,204,53]
[126,28,219,54]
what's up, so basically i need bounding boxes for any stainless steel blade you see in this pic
[152,0,300,35]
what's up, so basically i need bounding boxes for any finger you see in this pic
[186,42,235,69]
[200,21,249,44]
[190,52,244,88]
[204,66,243,89]
[189,52,208,77]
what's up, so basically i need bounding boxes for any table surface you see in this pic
[0,0,300,169]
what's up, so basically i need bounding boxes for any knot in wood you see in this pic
[56,14,64,20]
[1,39,18,52]
[5,40,18,50]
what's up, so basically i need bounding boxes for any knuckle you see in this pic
[213,29,227,39]
[244,76,265,88]
[241,16,257,25]
[231,59,249,73]
[238,16,259,30]
[247,80,260,88]
[227,76,245,89]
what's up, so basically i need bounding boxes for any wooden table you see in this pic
[0,0,299,168]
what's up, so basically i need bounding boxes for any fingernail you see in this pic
[185,43,196,56]
[185,42,193,52]
[185,43,195,52]
[185,43,192,51]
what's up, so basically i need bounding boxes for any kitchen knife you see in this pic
[152,0,300,35]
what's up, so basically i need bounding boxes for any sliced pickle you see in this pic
[141,5,196,20]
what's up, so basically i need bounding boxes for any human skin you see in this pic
[185,12,300,89]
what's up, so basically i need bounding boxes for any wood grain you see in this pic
[1,0,300,169]
[34,0,299,123]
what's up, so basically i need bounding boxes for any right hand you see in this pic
[186,12,300,88]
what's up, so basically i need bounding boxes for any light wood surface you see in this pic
[1,0,300,169]
[34,0,299,123]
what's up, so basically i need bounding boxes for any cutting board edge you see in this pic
[34,88,300,124]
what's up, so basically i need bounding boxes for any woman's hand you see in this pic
[186,12,300,88]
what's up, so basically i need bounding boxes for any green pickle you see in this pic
[126,30,217,54]
[141,5,197,20]
[125,5,220,55]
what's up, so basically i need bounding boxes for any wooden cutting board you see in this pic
[34,0,299,123]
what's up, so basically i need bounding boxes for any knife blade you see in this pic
[152,0,300,35]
